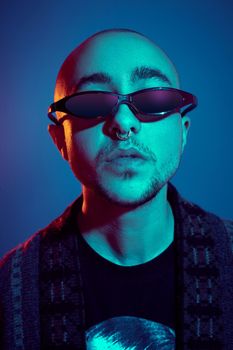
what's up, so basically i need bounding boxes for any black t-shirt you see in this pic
[78,231,176,349]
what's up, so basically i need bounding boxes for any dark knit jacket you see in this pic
[0,182,233,350]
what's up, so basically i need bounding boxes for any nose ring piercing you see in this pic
[115,130,132,141]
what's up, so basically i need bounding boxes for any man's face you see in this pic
[50,32,190,206]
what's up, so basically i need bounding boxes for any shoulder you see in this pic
[187,198,233,253]
[188,200,233,254]
[222,219,233,252]
[169,182,233,253]
[222,218,233,233]
[0,231,40,269]
[0,218,64,297]
[0,194,83,273]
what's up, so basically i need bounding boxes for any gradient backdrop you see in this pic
[1,0,232,257]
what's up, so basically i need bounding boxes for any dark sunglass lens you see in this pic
[65,93,118,118]
[134,90,184,114]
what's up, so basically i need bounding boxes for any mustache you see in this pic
[96,139,157,164]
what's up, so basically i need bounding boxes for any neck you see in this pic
[77,183,174,266]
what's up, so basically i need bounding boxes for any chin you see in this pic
[96,180,166,208]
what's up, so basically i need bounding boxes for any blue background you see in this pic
[1,0,232,257]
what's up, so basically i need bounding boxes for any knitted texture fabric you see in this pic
[0,182,232,349]
[0,233,40,349]
[39,222,86,349]
[170,192,233,349]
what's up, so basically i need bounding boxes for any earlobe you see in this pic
[48,124,68,161]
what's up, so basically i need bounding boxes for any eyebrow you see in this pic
[74,65,171,91]
[131,66,172,85]
[76,73,111,90]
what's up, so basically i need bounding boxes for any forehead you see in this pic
[56,32,179,98]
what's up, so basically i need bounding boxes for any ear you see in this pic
[48,124,68,161]
[181,116,191,153]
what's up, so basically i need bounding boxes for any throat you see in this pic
[78,201,174,267]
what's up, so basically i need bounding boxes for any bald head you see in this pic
[54,29,180,103]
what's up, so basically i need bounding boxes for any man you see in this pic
[0,29,232,350]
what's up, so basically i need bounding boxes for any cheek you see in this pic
[65,122,99,160]
[64,125,102,180]
[161,130,182,156]
[145,117,183,160]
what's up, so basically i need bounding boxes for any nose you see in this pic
[105,103,141,139]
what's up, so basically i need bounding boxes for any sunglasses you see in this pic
[48,87,197,125]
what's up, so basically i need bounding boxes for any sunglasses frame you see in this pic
[48,87,198,125]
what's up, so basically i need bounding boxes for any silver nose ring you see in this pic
[115,130,132,141]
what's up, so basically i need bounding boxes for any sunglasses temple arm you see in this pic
[181,100,198,117]
[48,111,62,126]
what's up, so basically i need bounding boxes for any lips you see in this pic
[105,147,147,162]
